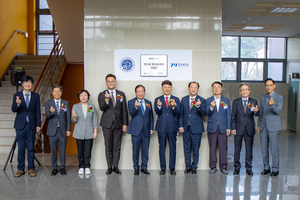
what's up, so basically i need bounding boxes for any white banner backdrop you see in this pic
[114,49,192,81]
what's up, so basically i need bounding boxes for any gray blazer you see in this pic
[72,103,98,140]
[257,92,283,132]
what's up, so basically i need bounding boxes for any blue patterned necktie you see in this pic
[140,101,144,115]
[56,101,60,115]
[25,94,29,122]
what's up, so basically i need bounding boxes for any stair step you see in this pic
[0,87,17,93]
[8,70,42,76]
[0,93,14,100]
[17,55,48,60]
[14,60,46,65]
[0,145,17,153]
[11,65,44,70]
[0,129,16,137]
[5,75,39,82]
[0,136,15,146]
[0,113,15,120]
[0,107,46,114]
[0,121,14,128]
[1,80,37,87]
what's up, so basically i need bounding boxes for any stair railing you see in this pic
[0,29,28,56]
[33,38,65,153]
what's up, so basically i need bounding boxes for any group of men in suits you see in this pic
[12,74,282,177]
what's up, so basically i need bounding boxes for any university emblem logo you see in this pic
[120,57,135,73]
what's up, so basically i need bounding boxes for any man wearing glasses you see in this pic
[98,74,128,175]
[258,78,283,177]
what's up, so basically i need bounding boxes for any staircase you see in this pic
[0,55,61,153]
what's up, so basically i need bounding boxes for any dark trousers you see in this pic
[208,125,228,169]
[76,139,93,168]
[132,129,150,170]
[16,122,36,170]
[102,122,122,168]
[49,128,67,169]
[234,128,254,170]
[158,130,177,170]
[183,126,202,169]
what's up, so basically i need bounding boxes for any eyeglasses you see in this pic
[265,84,274,88]
[240,89,249,92]
[106,80,116,83]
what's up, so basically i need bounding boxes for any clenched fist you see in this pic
[157,99,162,107]
[16,96,21,104]
[253,105,259,112]
[135,100,140,108]
[170,99,176,108]
[50,106,55,113]
[210,100,216,109]
[105,91,110,103]
[268,98,274,106]
[196,99,201,107]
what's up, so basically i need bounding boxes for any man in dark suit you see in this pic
[45,85,71,176]
[206,81,231,174]
[98,74,128,175]
[11,76,41,177]
[231,83,259,176]
[258,78,283,177]
[179,81,206,174]
[154,80,180,175]
[128,85,154,176]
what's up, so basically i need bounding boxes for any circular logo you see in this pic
[120,57,135,73]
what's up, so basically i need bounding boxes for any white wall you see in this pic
[85,0,222,170]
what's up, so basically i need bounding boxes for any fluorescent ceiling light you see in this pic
[271,7,299,13]
[148,3,172,9]
[243,26,264,30]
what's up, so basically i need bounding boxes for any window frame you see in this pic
[222,36,287,83]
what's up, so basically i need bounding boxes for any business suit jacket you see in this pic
[98,89,128,128]
[45,99,71,136]
[127,98,154,137]
[206,96,231,134]
[257,92,283,132]
[72,103,98,140]
[231,98,259,136]
[154,95,180,133]
[12,90,41,130]
[179,95,206,134]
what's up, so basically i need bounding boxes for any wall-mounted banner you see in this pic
[114,49,192,81]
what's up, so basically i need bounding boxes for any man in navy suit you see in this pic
[206,81,231,174]
[11,76,41,177]
[179,82,206,174]
[45,85,71,176]
[154,80,180,175]
[258,78,283,177]
[231,83,259,176]
[128,85,154,176]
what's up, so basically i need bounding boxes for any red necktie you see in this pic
[165,97,169,109]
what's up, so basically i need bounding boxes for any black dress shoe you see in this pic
[270,171,279,177]
[106,167,112,175]
[60,168,66,175]
[170,169,176,175]
[141,169,150,175]
[159,170,166,175]
[134,170,139,176]
[246,169,253,176]
[184,168,191,174]
[51,169,58,176]
[191,168,197,174]
[233,169,239,176]
[113,167,122,174]
[261,169,271,175]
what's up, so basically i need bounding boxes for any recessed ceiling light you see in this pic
[243,26,264,30]
[241,20,247,23]
[271,7,300,13]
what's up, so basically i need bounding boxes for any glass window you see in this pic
[39,0,49,9]
[241,37,265,58]
[39,15,53,31]
[222,36,238,58]
[268,38,285,59]
[221,62,237,80]
[241,62,264,81]
[37,35,53,55]
[268,62,283,81]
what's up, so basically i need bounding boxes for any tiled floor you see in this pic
[1,131,300,200]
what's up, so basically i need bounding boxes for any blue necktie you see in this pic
[140,101,144,115]
[25,94,29,122]
[56,101,60,127]
[267,95,271,107]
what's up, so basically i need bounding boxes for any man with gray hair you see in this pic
[231,83,259,176]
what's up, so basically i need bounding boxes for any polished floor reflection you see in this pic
[1,131,300,200]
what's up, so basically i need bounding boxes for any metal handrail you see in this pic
[0,29,28,56]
